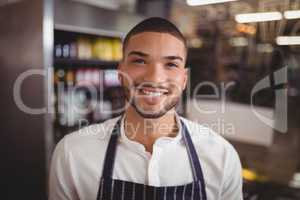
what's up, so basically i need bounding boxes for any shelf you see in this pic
[54,24,125,38]
[54,58,119,68]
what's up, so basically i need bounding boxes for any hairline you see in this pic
[122,31,187,59]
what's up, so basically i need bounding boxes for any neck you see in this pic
[124,106,179,154]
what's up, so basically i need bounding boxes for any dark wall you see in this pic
[0,1,47,199]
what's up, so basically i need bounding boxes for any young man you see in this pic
[49,17,243,200]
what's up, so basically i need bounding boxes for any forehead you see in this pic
[124,32,186,57]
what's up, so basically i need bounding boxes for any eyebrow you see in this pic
[163,55,183,62]
[128,51,183,62]
[128,51,149,57]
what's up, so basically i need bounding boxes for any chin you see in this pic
[132,102,177,119]
[135,109,168,119]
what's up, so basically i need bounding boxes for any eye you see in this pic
[132,58,146,64]
[166,62,178,68]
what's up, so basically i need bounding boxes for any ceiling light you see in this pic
[276,36,300,46]
[187,0,238,6]
[235,12,282,23]
[284,10,300,19]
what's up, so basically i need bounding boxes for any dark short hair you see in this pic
[122,17,187,55]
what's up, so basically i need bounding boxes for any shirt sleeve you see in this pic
[48,137,78,200]
[220,144,243,200]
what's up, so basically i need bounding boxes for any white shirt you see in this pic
[49,115,243,200]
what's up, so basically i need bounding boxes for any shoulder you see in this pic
[180,117,242,192]
[180,117,240,163]
[49,117,122,199]
[65,116,120,141]
[180,117,233,146]
[54,116,121,157]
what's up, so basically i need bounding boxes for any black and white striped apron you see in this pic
[96,119,207,200]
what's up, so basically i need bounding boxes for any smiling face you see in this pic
[119,31,188,119]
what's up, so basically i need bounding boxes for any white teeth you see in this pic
[142,89,163,96]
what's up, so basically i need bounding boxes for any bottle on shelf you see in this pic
[53,30,125,138]
[77,36,92,59]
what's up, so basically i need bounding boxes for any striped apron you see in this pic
[96,119,207,200]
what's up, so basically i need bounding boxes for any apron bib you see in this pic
[96,118,207,200]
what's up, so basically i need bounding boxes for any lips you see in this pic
[136,87,168,105]
[139,87,169,97]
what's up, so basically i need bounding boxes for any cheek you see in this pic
[169,71,187,91]
[120,67,143,86]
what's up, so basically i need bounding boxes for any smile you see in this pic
[138,87,169,97]
[142,90,163,96]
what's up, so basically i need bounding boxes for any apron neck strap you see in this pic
[180,120,206,182]
[101,119,121,179]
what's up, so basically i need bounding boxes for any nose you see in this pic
[143,63,167,83]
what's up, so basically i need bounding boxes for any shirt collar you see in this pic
[119,113,183,153]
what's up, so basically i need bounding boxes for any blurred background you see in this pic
[1,0,300,199]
